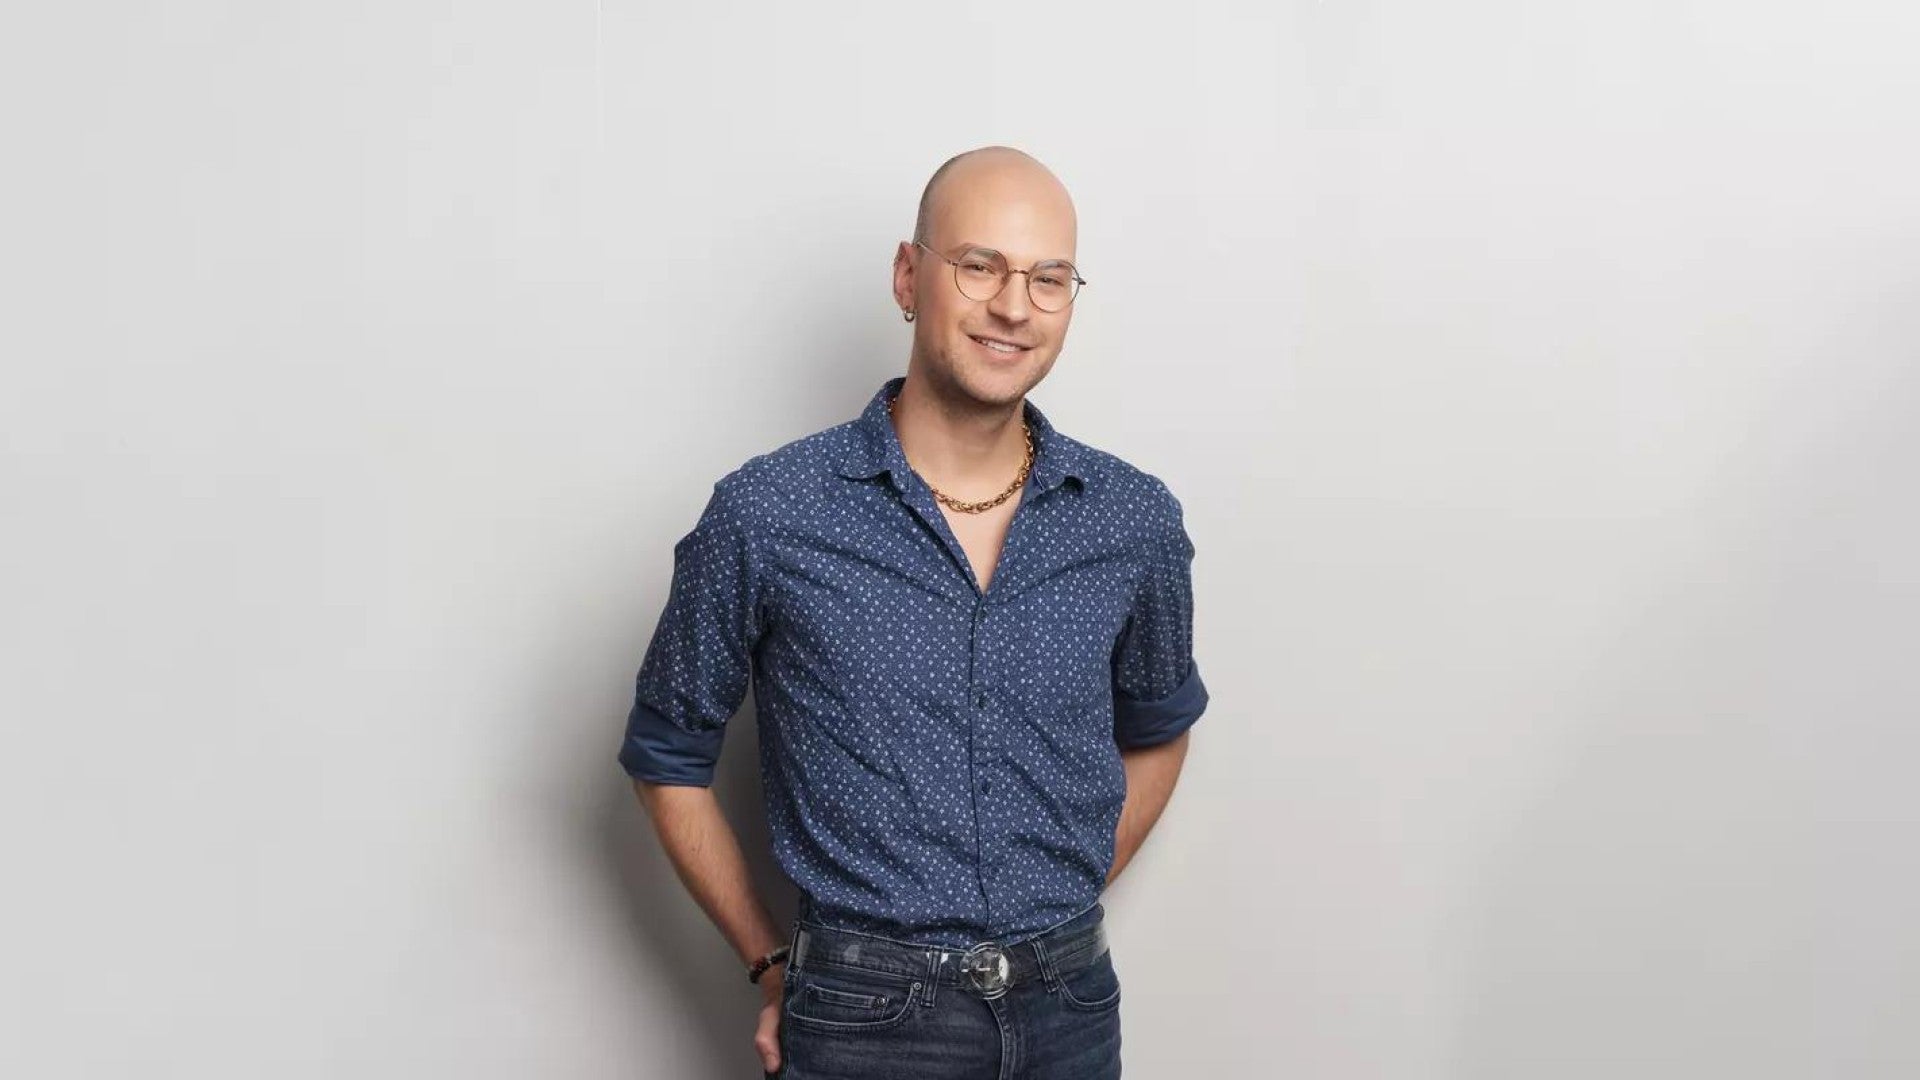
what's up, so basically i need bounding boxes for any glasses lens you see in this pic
[953,248,1009,302]
[1027,261,1079,311]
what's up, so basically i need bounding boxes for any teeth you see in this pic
[974,336,1020,353]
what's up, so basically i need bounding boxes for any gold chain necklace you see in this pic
[888,395,1034,514]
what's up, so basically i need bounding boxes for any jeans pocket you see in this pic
[1055,947,1122,1013]
[783,964,921,1034]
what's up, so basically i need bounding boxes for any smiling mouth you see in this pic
[969,334,1031,354]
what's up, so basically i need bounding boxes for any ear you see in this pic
[891,241,916,311]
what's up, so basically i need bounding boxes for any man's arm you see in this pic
[1108,730,1192,887]
[630,780,787,974]
[1106,478,1207,887]
[618,470,773,954]
[619,472,793,1072]
[630,780,791,1075]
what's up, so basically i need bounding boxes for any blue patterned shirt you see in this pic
[618,375,1209,948]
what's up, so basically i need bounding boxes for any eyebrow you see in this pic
[951,240,1078,267]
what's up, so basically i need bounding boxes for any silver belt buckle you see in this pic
[960,941,1012,999]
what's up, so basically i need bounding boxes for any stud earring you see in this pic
[903,309,916,322]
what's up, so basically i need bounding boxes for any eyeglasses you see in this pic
[913,240,1086,312]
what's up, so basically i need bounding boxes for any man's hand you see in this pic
[754,965,786,1075]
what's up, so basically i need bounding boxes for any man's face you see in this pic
[893,164,1079,408]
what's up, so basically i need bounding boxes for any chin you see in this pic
[956,358,1051,406]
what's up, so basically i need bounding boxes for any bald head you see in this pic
[891,145,1081,406]
[911,146,1077,250]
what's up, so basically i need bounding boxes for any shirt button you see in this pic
[981,780,993,793]
[975,692,988,708]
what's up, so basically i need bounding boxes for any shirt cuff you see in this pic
[618,699,725,786]
[1112,658,1210,749]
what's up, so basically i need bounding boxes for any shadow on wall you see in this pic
[581,289,902,1077]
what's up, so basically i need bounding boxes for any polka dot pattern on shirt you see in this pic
[619,375,1209,948]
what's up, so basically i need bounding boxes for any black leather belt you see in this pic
[788,905,1108,1001]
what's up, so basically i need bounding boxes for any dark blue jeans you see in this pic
[769,901,1123,1079]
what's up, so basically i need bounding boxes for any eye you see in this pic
[961,261,997,274]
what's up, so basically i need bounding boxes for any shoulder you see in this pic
[1053,429,1189,539]
[701,416,865,519]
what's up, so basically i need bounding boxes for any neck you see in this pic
[889,375,1031,491]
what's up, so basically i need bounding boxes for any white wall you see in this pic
[3,2,1916,1077]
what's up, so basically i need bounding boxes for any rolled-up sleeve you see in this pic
[619,474,767,786]
[1111,484,1209,749]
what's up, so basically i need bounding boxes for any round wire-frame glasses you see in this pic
[913,240,1087,312]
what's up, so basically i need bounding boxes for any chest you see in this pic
[755,479,1144,714]
[939,494,1020,595]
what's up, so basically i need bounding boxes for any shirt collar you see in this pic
[834,375,1088,495]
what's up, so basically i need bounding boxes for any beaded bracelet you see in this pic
[748,945,790,984]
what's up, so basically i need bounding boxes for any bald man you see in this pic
[620,145,1210,1079]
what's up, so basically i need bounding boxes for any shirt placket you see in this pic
[896,469,1043,932]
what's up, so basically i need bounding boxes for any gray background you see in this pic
[3,2,1916,1077]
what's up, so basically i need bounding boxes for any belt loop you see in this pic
[1030,936,1062,991]
[790,928,809,976]
[921,950,944,1007]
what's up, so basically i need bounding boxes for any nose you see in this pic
[985,271,1034,326]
